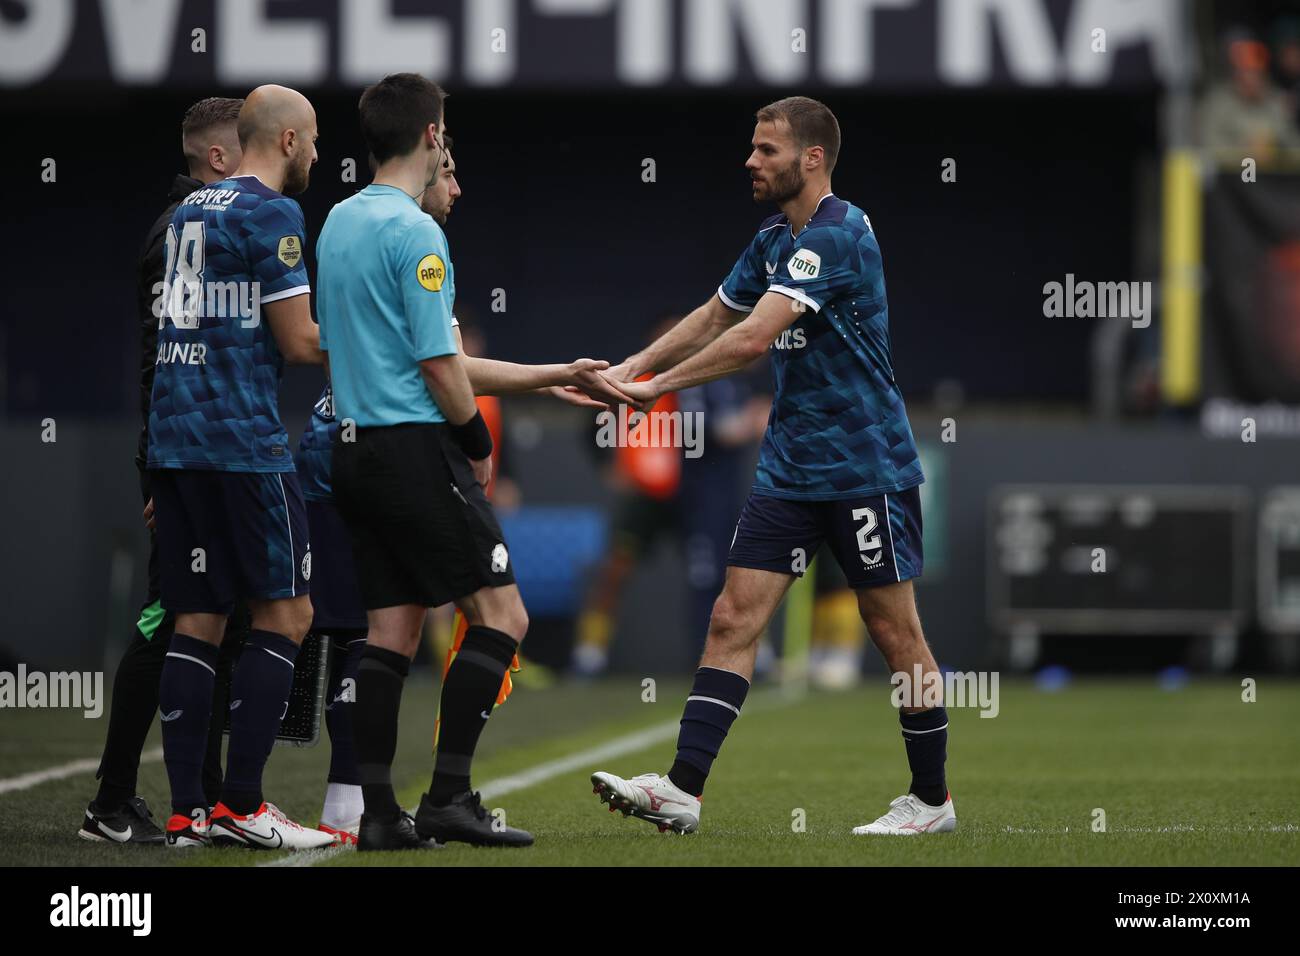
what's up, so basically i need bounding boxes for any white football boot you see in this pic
[164,808,212,848]
[317,820,359,847]
[210,801,335,850]
[852,792,957,835]
[591,771,701,834]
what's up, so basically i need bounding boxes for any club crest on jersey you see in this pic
[417,254,446,291]
[787,248,821,280]
[277,236,302,268]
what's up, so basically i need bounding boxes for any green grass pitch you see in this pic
[2,677,1297,866]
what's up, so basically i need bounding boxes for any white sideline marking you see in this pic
[260,717,687,867]
[0,747,163,796]
[259,846,346,867]
[478,718,681,801]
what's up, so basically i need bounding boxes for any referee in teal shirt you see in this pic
[317,73,532,852]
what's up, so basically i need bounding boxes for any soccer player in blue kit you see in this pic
[594,96,955,836]
[295,383,369,846]
[148,85,332,850]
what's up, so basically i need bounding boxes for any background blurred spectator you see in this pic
[1271,18,1300,126]
[1201,29,1300,168]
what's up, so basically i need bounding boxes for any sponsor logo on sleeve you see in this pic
[277,235,302,268]
[417,253,446,291]
[787,248,821,280]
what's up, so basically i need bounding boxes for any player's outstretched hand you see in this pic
[603,359,638,384]
[568,358,637,407]
[547,385,608,409]
[599,372,659,412]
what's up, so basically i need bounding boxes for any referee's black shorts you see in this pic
[331,422,515,609]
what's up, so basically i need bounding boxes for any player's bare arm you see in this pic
[419,350,493,488]
[265,295,323,363]
[606,290,797,406]
[452,328,627,408]
[607,293,742,381]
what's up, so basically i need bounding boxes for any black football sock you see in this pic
[325,632,366,786]
[158,634,219,818]
[668,666,750,797]
[900,706,949,807]
[94,611,172,811]
[220,630,299,815]
[429,625,516,804]
[354,645,409,823]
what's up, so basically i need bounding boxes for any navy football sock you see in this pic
[668,666,750,797]
[159,634,219,818]
[325,632,366,786]
[900,706,949,807]
[220,630,299,815]
[202,634,239,807]
[354,645,409,823]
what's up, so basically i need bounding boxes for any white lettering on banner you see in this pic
[0,1,1186,89]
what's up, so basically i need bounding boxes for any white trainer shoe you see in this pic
[852,792,957,835]
[571,644,609,679]
[810,649,863,691]
[591,771,701,834]
[210,801,335,850]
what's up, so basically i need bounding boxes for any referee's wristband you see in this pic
[449,410,493,461]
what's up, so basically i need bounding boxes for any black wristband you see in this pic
[449,410,493,460]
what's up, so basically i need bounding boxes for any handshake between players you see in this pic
[91,72,949,853]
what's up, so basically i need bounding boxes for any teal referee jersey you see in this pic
[316,184,458,427]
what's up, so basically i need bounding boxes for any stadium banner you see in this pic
[1,0,1188,92]
[1204,173,1300,403]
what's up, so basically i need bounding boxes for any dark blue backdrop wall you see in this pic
[0,88,1156,426]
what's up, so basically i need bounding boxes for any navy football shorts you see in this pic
[304,497,368,631]
[726,485,923,589]
[150,469,311,614]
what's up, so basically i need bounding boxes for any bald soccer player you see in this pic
[148,85,332,850]
[78,97,244,846]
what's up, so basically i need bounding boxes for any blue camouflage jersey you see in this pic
[717,193,922,500]
[296,384,337,501]
[148,175,311,472]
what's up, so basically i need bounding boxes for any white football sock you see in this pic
[321,783,364,828]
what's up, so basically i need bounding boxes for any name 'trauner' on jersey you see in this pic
[147,174,311,473]
[151,275,265,358]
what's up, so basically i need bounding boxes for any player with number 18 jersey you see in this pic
[145,86,333,853]
[148,175,313,609]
